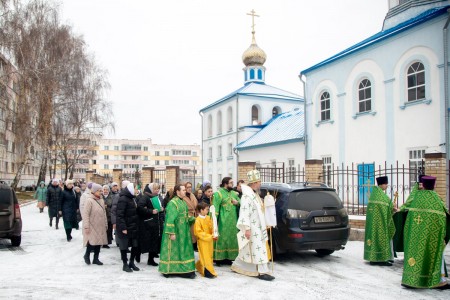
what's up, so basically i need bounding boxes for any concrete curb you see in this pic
[19,200,38,207]
[349,228,365,241]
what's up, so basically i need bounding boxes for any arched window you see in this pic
[407,62,425,102]
[227,106,233,132]
[320,91,331,121]
[272,106,281,117]
[358,79,371,113]
[251,105,260,125]
[250,69,255,80]
[257,69,262,80]
[207,115,212,137]
[217,111,222,135]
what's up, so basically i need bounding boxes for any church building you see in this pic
[199,11,303,188]
[300,0,450,185]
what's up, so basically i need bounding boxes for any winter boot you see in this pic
[92,247,103,265]
[55,218,59,230]
[49,218,53,227]
[147,255,158,266]
[65,229,72,242]
[129,252,140,271]
[121,250,132,272]
[83,248,91,265]
[40,208,43,213]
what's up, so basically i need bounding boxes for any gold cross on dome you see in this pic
[414,215,423,225]
[247,9,260,32]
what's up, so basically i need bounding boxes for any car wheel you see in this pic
[10,235,21,247]
[315,249,334,256]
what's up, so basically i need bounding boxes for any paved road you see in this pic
[0,203,449,299]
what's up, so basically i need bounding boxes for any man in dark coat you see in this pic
[137,183,165,266]
[46,178,62,229]
[116,182,139,272]
[59,180,79,241]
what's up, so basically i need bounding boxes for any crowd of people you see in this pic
[35,170,276,281]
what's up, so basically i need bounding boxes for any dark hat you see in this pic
[376,176,388,185]
[418,174,426,183]
[421,176,436,190]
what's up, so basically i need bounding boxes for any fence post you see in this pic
[166,166,180,192]
[238,161,256,183]
[305,159,324,183]
[112,168,123,185]
[424,153,447,202]
[86,170,94,183]
[141,167,153,186]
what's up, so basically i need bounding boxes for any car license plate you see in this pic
[314,216,335,223]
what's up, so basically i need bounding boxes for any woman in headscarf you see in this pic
[34,181,47,213]
[116,182,140,272]
[59,179,79,242]
[102,185,113,248]
[137,183,165,266]
[82,183,108,265]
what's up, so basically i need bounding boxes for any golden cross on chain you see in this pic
[247,9,259,33]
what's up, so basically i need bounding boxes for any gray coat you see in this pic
[110,191,120,225]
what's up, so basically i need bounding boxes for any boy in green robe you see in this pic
[213,177,240,265]
[402,176,449,289]
[159,184,196,279]
[364,176,396,266]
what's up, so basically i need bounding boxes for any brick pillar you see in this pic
[305,159,324,183]
[86,170,94,183]
[112,168,122,185]
[238,161,256,183]
[165,166,180,192]
[424,153,447,201]
[141,167,154,186]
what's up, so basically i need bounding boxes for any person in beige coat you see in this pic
[82,183,108,265]
[183,182,198,247]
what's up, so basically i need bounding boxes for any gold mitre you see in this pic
[247,169,261,183]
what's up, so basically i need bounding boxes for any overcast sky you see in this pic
[60,0,388,145]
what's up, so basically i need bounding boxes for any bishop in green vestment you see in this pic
[364,176,396,266]
[159,185,196,278]
[213,177,240,263]
[402,176,449,289]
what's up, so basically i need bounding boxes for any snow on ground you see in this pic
[0,202,449,300]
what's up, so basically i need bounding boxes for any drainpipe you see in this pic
[198,111,204,183]
[443,9,450,207]
[235,96,239,178]
[299,73,308,160]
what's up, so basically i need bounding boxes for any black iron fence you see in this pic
[257,163,305,184]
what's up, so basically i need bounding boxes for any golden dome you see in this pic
[242,33,266,67]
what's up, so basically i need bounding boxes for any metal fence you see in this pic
[257,163,305,184]
[322,160,446,215]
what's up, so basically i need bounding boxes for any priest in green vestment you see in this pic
[364,176,396,266]
[402,176,449,289]
[213,177,240,264]
[400,174,425,212]
[159,184,196,279]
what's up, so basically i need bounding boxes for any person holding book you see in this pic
[137,183,165,266]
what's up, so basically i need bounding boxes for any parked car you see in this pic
[260,182,349,257]
[0,182,22,246]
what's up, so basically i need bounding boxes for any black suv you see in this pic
[0,182,22,246]
[260,182,349,256]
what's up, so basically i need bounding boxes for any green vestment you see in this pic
[364,186,395,262]
[212,188,240,260]
[400,183,419,212]
[401,190,448,288]
[159,196,196,274]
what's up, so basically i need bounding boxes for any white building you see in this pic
[235,108,305,183]
[199,22,302,188]
[300,0,449,172]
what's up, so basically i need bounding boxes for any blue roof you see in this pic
[235,108,304,151]
[300,6,450,75]
[199,82,303,112]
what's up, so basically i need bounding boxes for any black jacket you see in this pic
[116,188,139,240]
[137,191,165,254]
[46,184,62,218]
[60,186,78,223]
